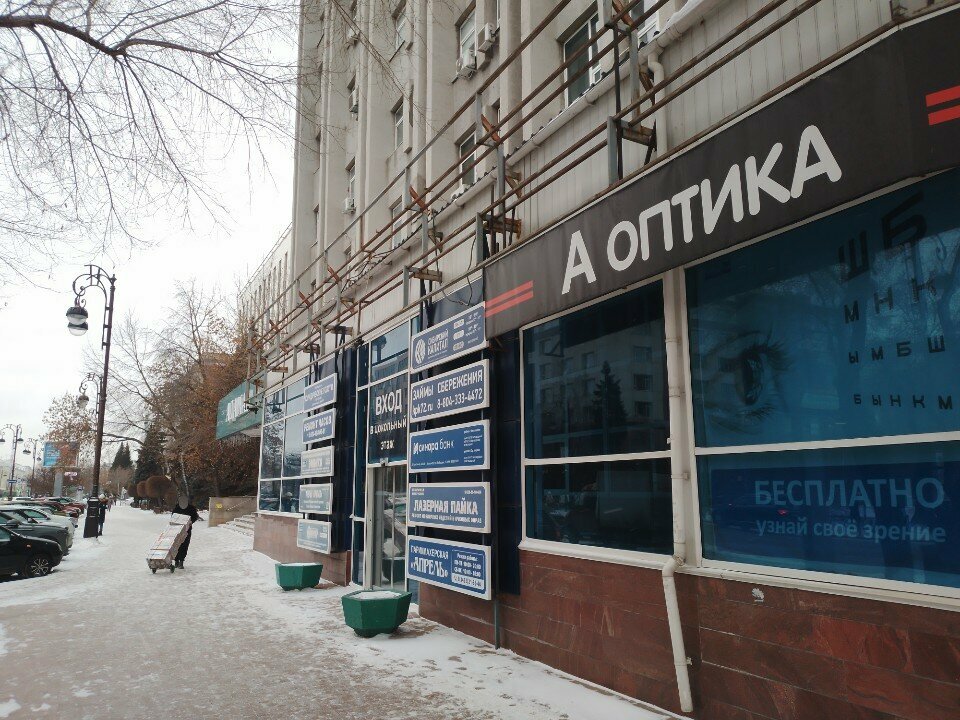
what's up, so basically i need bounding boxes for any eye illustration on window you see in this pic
[698,330,791,436]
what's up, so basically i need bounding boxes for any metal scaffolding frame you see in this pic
[244,0,930,396]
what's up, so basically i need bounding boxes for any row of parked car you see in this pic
[0,497,86,579]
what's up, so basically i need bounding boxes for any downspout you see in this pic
[663,269,692,714]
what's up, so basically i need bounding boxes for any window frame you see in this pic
[392,101,404,149]
[457,8,476,60]
[679,173,960,603]
[394,5,407,51]
[346,160,356,201]
[458,131,476,187]
[519,273,673,567]
[562,14,601,107]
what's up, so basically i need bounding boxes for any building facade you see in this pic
[238,1,960,717]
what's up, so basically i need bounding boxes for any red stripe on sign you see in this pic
[928,105,960,126]
[926,84,960,108]
[485,290,534,317]
[486,280,534,311]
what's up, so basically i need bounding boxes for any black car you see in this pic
[0,525,63,578]
[0,513,69,555]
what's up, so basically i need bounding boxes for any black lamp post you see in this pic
[67,265,116,539]
[0,424,23,499]
[21,439,39,497]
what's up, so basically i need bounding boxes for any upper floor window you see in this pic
[347,162,356,200]
[458,131,476,186]
[392,102,404,149]
[458,9,476,60]
[391,202,404,248]
[394,5,407,50]
[563,14,601,105]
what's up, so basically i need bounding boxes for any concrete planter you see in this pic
[275,562,324,591]
[341,589,412,637]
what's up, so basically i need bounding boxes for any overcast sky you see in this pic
[0,138,293,444]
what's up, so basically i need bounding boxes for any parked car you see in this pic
[0,526,63,577]
[0,506,74,546]
[0,516,70,555]
[31,501,79,519]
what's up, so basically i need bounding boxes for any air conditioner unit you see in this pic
[456,48,477,79]
[343,197,356,214]
[346,26,359,46]
[348,89,359,115]
[477,23,497,52]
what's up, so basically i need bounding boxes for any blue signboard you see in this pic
[406,536,491,599]
[304,373,337,412]
[367,374,408,465]
[702,456,960,588]
[42,441,78,468]
[301,446,334,477]
[410,360,488,423]
[302,408,336,444]
[408,482,490,532]
[299,484,333,514]
[410,303,487,373]
[409,420,490,473]
[42,442,60,468]
[296,519,332,553]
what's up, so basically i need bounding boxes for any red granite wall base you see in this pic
[252,513,349,586]
[418,550,960,720]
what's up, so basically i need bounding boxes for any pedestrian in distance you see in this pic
[97,495,108,536]
[171,494,203,569]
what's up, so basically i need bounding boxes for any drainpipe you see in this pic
[663,268,693,714]
[647,51,666,151]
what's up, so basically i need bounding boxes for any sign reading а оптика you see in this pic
[300,446,334,477]
[410,303,487,373]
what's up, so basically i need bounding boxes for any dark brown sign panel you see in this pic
[484,11,960,337]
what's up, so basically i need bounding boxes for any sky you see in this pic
[0,136,293,445]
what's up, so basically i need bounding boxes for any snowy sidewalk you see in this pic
[0,505,676,720]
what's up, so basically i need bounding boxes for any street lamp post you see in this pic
[0,424,23,499]
[21,439,40,498]
[66,265,117,539]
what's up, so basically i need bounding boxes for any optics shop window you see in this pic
[687,168,960,590]
[523,282,671,554]
[563,14,600,106]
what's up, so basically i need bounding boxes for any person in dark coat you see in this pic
[172,495,203,569]
[97,495,108,536]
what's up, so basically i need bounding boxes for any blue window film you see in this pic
[699,442,960,588]
[260,420,284,479]
[285,377,307,415]
[263,390,285,424]
[369,323,409,382]
[686,170,960,447]
[525,459,672,553]
[282,414,304,477]
[523,282,668,458]
[259,480,280,511]
[281,479,304,513]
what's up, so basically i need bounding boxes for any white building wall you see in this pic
[251,0,895,383]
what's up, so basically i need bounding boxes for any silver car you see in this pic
[1,505,75,547]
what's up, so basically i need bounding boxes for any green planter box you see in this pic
[275,562,324,591]
[341,589,412,637]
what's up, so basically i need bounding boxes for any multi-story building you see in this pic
[231,0,960,716]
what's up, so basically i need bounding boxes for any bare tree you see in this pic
[0,0,298,288]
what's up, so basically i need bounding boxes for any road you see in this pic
[0,505,672,720]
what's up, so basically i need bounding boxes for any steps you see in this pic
[221,513,256,537]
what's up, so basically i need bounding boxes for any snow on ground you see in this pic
[0,505,677,720]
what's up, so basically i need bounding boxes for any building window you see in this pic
[394,6,406,50]
[563,15,600,105]
[258,376,314,513]
[634,373,651,391]
[458,131,476,186]
[458,9,476,60]
[687,168,960,589]
[523,282,671,554]
[390,201,404,248]
[392,102,404,149]
[347,162,356,201]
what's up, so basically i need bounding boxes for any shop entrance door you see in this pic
[371,466,407,591]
